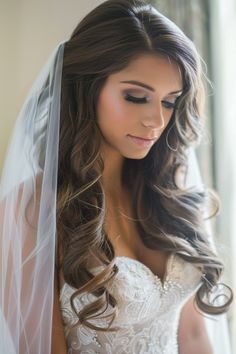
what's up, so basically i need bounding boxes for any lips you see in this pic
[128,135,157,141]
[127,134,157,147]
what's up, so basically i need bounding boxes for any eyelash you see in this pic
[124,94,176,109]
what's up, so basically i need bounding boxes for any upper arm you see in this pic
[178,295,206,339]
[178,295,213,354]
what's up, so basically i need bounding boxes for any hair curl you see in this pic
[56,0,233,333]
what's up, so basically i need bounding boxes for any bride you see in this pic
[0,0,233,353]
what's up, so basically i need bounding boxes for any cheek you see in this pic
[96,91,132,133]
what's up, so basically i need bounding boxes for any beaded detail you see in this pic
[60,254,202,354]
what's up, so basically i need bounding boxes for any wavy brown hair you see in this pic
[56,0,233,332]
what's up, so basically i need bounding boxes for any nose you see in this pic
[141,101,165,129]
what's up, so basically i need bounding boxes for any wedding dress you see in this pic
[60,253,202,354]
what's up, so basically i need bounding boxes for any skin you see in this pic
[96,53,182,195]
[51,53,213,354]
[178,295,213,354]
[95,53,213,353]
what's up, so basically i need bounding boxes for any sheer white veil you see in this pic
[0,40,65,354]
[0,41,232,353]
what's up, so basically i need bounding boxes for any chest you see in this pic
[87,195,171,281]
[59,194,171,290]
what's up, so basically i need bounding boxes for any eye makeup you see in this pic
[123,92,178,109]
[121,79,182,107]
[124,93,150,104]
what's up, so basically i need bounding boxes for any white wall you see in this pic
[0,0,104,173]
[0,0,20,173]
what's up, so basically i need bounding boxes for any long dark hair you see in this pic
[56,0,233,332]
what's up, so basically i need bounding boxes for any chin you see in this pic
[123,150,151,160]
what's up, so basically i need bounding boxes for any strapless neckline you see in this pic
[60,252,202,354]
[60,253,177,295]
[90,253,175,286]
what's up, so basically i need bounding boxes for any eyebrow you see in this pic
[120,80,183,95]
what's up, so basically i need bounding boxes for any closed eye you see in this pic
[124,94,177,109]
[161,101,176,109]
[124,94,148,104]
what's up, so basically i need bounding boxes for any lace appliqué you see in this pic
[60,254,202,354]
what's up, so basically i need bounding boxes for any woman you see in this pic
[0,0,233,353]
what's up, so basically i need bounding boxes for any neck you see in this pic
[100,145,125,197]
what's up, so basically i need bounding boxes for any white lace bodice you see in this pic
[59,253,202,354]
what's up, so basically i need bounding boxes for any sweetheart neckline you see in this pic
[60,253,176,295]
[91,253,176,287]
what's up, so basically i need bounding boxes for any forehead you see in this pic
[108,53,182,93]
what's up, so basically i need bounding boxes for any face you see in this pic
[96,53,183,159]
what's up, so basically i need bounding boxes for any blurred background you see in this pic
[152,0,236,350]
[0,0,235,351]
